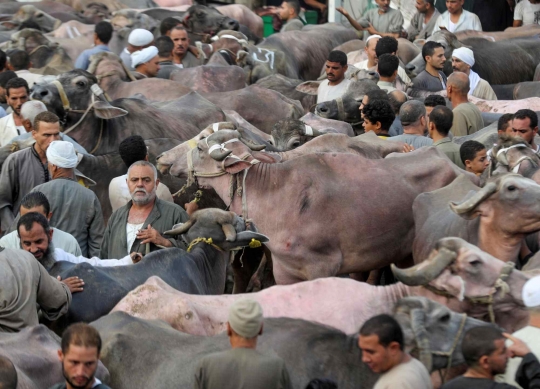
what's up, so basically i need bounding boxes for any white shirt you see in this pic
[317,79,352,104]
[53,247,133,267]
[432,10,483,33]
[353,59,412,84]
[108,174,175,212]
[0,114,23,147]
[15,70,44,88]
[0,227,81,256]
[126,222,143,253]
[448,19,457,32]
[373,357,431,389]
[514,0,540,25]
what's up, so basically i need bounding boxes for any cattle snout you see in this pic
[30,86,51,104]
[222,18,239,31]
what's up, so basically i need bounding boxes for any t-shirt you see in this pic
[126,222,144,254]
[387,134,433,148]
[450,102,484,137]
[373,357,431,389]
[317,79,351,103]
[448,19,457,32]
[412,70,447,92]
[514,0,540,25]
[442,376,517,389]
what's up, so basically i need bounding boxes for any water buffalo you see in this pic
[169,65,246,92]
[513,81,540,99]
[490,136,540,183]
[11,5,62,32]
[270,118,350,151]
[468,96,540,113]
[0,1,76,16]
[255,74,317,113]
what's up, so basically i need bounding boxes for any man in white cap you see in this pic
[353,34,381,71]
[194,299,292,389]
[30,140,104,258]
[131,46,161,78]
[120,28,155,70]
[452,47,497,101]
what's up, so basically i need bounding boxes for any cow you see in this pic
[169,65,247,92]
[255,74,317,113]
[468,96,540,114]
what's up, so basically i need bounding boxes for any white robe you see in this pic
[432,10,482,33]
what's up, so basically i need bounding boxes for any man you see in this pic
[101,161,188,259]
[447,72,484,136]
[31,141,104,258]
[109,135,174,212]
[170,26,203,69]
[0,77,29,147]
[194,299,292,389]
[336,0,404,39]
[131,46,160,78]
[388,90,407,136]
[428,105,465,168]
[452,47,497,100]
[0,246,70,333]
[0,191,80,255]
[74,21,114,71]
[388,100,433,148]
[317,50,350,104]
[352,34,381,70]
[50,323,111,389]
[498,113,514,135]
[511,109,539,156]
[0,111,61,231]
[411,41,447,92]
[442,327,540,389]
[407,0,440,42]
[433,0,482,33]
[424,94,446,116]
[377,53,398,92]
[362,99,395,138]
[120,28,154,70]
[0,70,16,110]
[359,314,431,389]
[0,356,17,388]
[279,0,305,32]
[156,36,177,80]
[460,140,489,176]
[9,50,43,88]
[514,0,540,27]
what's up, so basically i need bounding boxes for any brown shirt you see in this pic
[451,102,485,137]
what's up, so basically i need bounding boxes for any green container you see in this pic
[262,15,275,37]
[305,10,317,24]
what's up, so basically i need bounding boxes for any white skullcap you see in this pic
[131,46,158,68]
[47,141,77,169]
[228,299,263,338]
[523,275,540,307]
[452,47,475,67]
[366,34,382,45]
[128,28,154,47]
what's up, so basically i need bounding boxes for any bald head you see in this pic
[448,72,470,95]
[0,356,17,389]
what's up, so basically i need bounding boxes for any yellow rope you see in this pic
[187,237,223,253]
[249,239,262,249]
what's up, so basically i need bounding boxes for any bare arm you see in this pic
[513,20,523,27]
[305,0,327,11]
[336,7,365,31]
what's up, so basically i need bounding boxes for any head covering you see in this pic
[228,299,263,338]
[46,141,77,169]
[128,29,154,47]
[452,47,475,67]
[523,276,540,307]
[131,46,158,68]
[366,34,382,45]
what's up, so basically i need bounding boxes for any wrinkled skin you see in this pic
[0,1,76,16]
[12,5,61,33]
[469,96,540,113]
[513,82,540,100]
[169,65,246,92]
[300,112,355,136]
[184,4,240,35]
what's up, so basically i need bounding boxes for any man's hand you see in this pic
[57,276,84,293]
[336,7,349,16]
[366,23,377,35]
[136,224,173,247]
[403,144,415,153]
[504,333,531,358]
[130,252,143,264]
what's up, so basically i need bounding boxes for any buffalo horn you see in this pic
[449,182,497,217]
[410,309,433,371]
[206,131,239,161]
[391,247,457,286]
[221,223,237,241]
[164,220,193,236]
[239,136,266,151]
[302,125,323,137]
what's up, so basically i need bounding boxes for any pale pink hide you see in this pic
[469,96,540,113]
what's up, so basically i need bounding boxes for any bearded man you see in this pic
[100,161,188,259]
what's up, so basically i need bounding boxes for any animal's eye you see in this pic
[76,81,85,87]
[508,185,517,191]
[440,313,451,322]
[292,142,300,148]
[469,260,481,266]
[36,13,43,18]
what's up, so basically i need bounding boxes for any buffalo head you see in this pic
[12,5,61,33]
[185,5,239,36]
[490,135,540,179]
[270,119,323,151]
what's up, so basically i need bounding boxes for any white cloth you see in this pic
[0,114,22,147]
[108,174,175,212]
[503,326,540,388]
[373,357,432,389]
[354,59,412,84]
[468,70,481,95]
[128,29,154,46]
[126,222,144,253]
[523,275,540,307]
[452,47,475,67]
[15,70,44,88]
[53,247,133,266]
[317,79,352,104]
[514,0,540,25]
[432,10,483,33]
[0,227,81,256]
[131,46,158,68]
[46,141,77,168]
[448,19,456,32]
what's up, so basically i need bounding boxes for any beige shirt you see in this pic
[374,357,432,389]
[109,174,175,212]
[450,102,485,137]
[472,78,498,101]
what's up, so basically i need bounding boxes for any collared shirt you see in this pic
[52,247,133,266]
[120,48,133,70]
[0,227,81,256]
[74,45,111,71]
[377,80,397,92]
[433,137,465,168]
[407,9,441,41]
[433,10,482,33]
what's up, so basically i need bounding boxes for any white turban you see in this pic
[131,46,158,68]
[452,47,475,67]
[47,141,77,169]
[128,28,154,47]
[523,275,540,307]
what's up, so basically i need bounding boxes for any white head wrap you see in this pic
[523,275,540,307]
[228,299,263,338]
[365,34,382,46]
[46,141,77,169]
[128,29,154,47]
[452,47,475,67]
[131,46,159,68]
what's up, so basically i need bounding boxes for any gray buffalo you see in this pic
[169,65,246,92]
[11,5,62,32]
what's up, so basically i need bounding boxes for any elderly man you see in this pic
[0,77,29,147]
[447,72,484,136]
[195,299,292,389]
[131,46,160,78]
[9,50,43,88]
[452,47,496,100]
[74,21,113,71]
[337,0,404,39]
[433,0,482,33]
[387,100,433,148]
[511,109,540,156]
[279,0,305,32]
[317,50,350,104]
[101,161,188,259]
[412,41,447,92]
[407,0,440,42]
[120,28,154,70]
[31,141,104,258]
[170,26,203,68]
[353,34,381,70]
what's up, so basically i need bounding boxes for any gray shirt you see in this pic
[362,7,404,36]
[388,133,433,148]
[411,70,447,92]
[407,9,441,41]
[280,18,304,32]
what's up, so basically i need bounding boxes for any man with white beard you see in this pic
[100,161,188,259]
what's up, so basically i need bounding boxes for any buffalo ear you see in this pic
[234,231,269,246]
[93,101,128,119]
[295,81,321,95]
[223,157,252,175]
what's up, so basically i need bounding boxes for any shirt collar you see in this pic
[433,137,451,146]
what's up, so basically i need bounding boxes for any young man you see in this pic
[0,70,16,110]
[74,21,113,70]
[9,50,43,88]
[155,36,177,80]
[452,47,497,100]
[424,94,446,116]
[498,113,514,135]
[411,41,447,92]
[317,50,350,104]
[513,0,540,26]
[511,109,539,155]
[375,36,411,85]
[407,0,440,41]
[170,26,203,68]
[0,77,29,147]
[447,72,484,136]
[359,314,431,389]
[131,46,161,78]
[337,0,404,39]
[377,53,399,92]
[160,17,182,36]
[279,0,305,32]
[428,105,464,168]
[362,99,395,138]
[432,0,482,33]
[120,28,154,70]
[387,100,433,148]
[460,140,489,175]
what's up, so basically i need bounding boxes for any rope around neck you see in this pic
[433,313,467,383]
[187,237,223,253]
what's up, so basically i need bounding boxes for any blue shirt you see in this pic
[74,45,111,70]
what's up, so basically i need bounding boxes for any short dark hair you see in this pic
[377,54,399,78]
[61,323,102,355]
[20,191,50,215]
[305,378,338,389]
[284,0,301,15]
[462,327,504,367]
[155,36,174,58]
[0,49,7,72]
[17,212,50,238]
[5,77,29,96]
[9,50,30,71]
[119,135,147,168]
[363,100,395,131]
[460,140,486,164]
[422,41,444,62]
[388,90,407,114]
[95,21,113,44]
[0,71,17,88]
[375,36,398,58]
[497,113,514,132]
[365,89,389,104]
[160,17,182,36]
[359,314,404,350]
[429,105,453,136]
[424,94,446,108]
[34,111,59,132]
[513,109,538,129]
[0,355,17,389]
[327,50,347,67]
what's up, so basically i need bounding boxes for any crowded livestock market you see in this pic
[5,0,540,387]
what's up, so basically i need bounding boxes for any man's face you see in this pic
[375,0,390,12]
[33,121,61,153]
[7,86,28,115]
[512,117,538,145]
[486,339,510,376]
[143,55,161,77]
[128,165,158,205]
[452,57,470,73]
[466,148,489,176]
[279,1,293,20]
[446,0,464,14]
[58,345,99,389]
[415,0,429,13]
[170,29,189,57]
[325,61,347,83]
[359,334,396,374]
[498,119,513,135]
[18,221,51,260]
[428,47,446,71]
[365,38,379,63]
